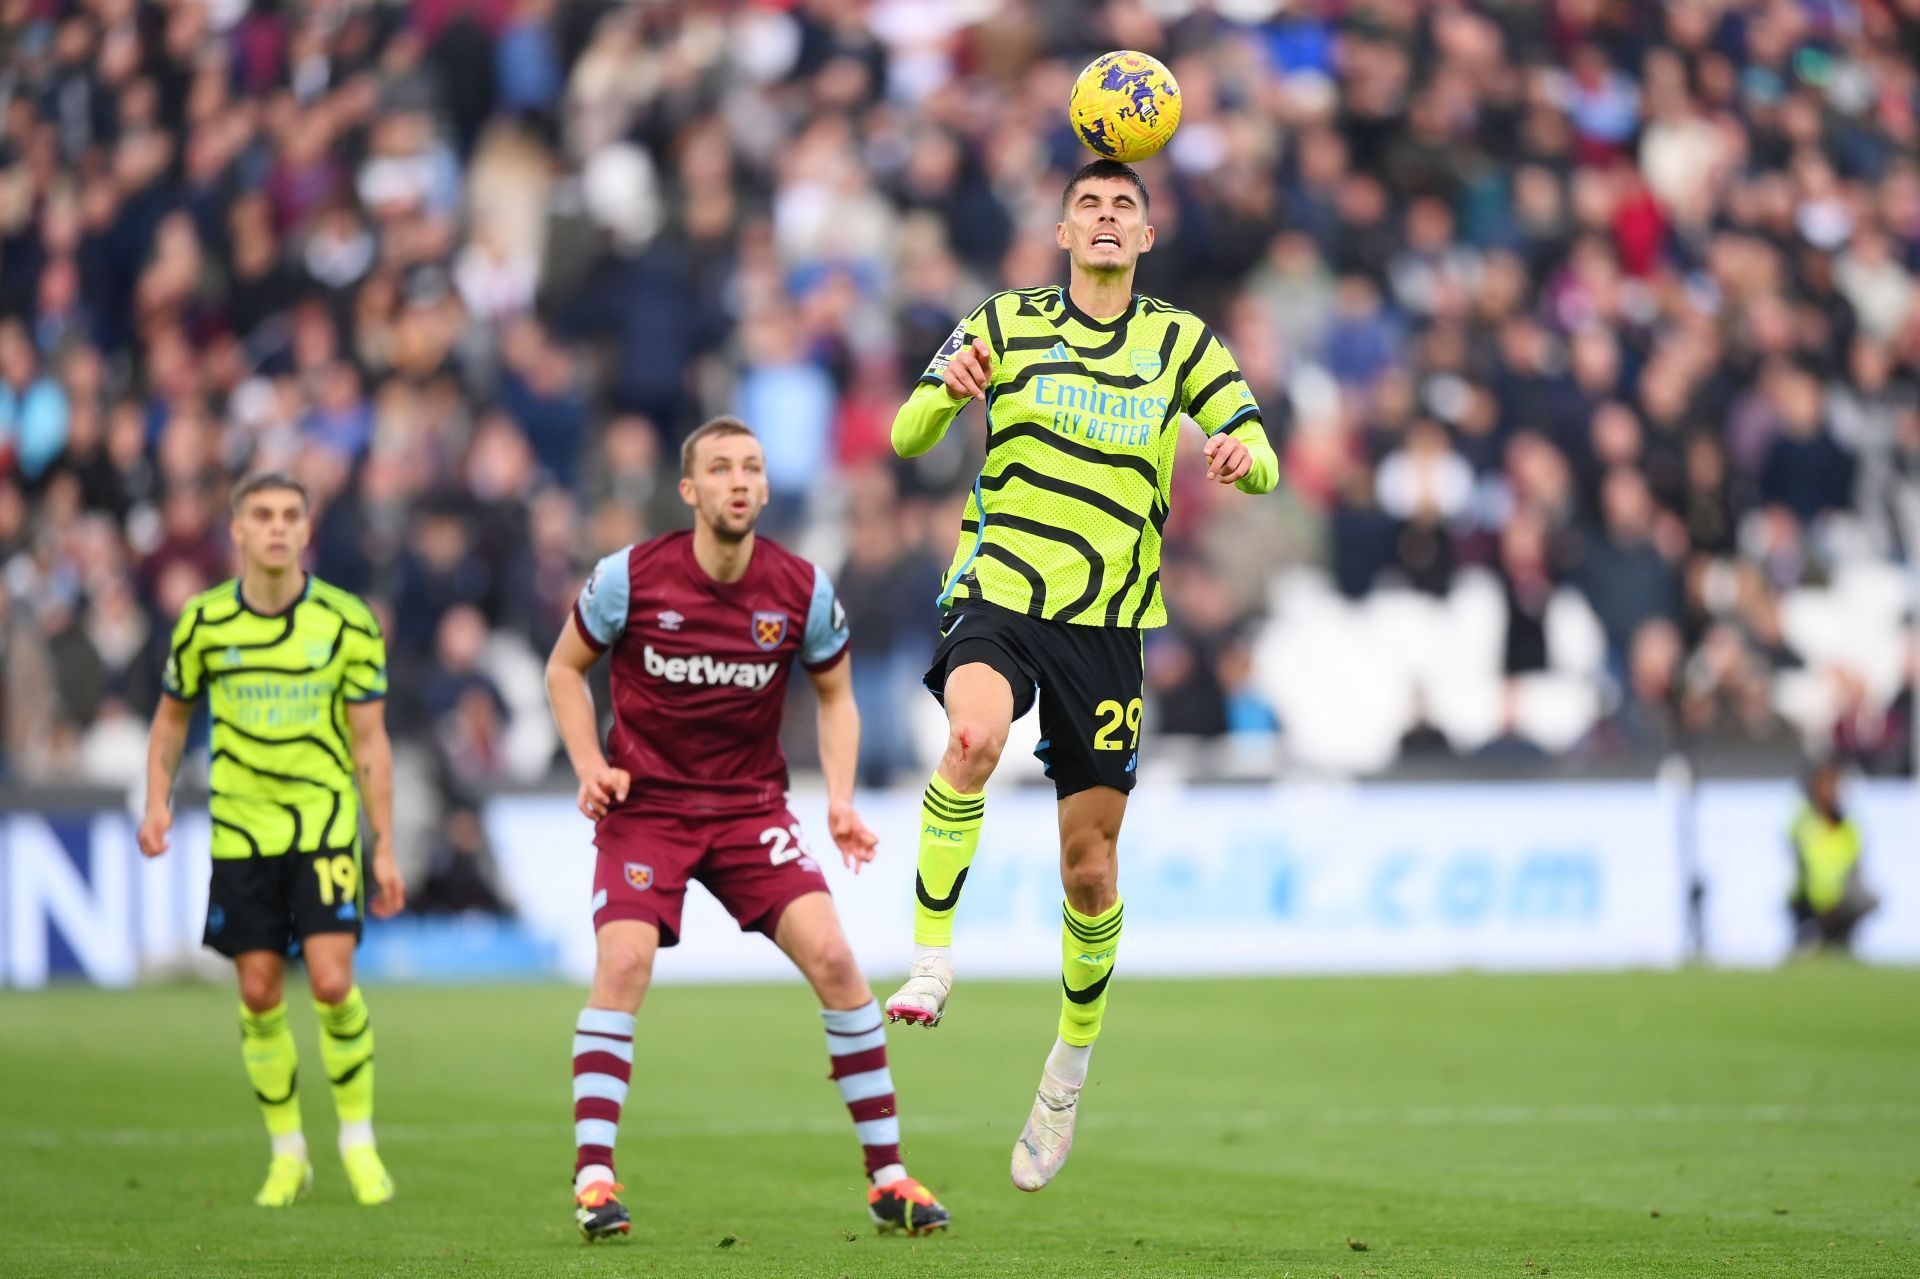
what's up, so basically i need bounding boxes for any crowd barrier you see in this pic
[2,782,1914,987]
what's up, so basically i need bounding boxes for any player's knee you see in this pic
[307,968,355,1006]
[941,719,1007,789]
[597,942,654,1001]
[1060,830,1119,907]
[805,938,864,999]
[238,970,283,1012]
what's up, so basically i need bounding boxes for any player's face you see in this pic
[1057,178,1155,275]
[231,489,310,574]
[679,434,769,543]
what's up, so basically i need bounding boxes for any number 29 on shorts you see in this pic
[1093,697,1143,751]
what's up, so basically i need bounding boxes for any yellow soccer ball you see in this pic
[1069,50,1182,163]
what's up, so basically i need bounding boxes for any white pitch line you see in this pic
[6,1102,1916,1151]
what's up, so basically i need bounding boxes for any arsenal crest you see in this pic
[623,863,653,892]
[752,611,788,651]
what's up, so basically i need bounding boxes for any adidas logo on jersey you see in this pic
[642,644,778,690]
[1045,340,1071,361]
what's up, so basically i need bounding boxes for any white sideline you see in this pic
[7,1102,1917,1150]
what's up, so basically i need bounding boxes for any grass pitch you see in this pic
[2,967,1916,1278]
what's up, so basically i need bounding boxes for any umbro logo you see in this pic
[658,610,684,632]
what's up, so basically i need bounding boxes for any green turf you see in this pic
[2,968,1916,1277]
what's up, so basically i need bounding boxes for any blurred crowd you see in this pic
[3,0,1919,880]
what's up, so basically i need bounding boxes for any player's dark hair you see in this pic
[1062,159,1150,212]
[231,470,310,514]
[680,415,759,476]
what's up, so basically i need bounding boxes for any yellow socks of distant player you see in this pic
[239,1001,303,1153]
[315,985,375,1147]
[1059,899,1122,1047]
[913,774,985,948]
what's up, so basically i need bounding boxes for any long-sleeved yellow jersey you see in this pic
[893,285,1277,628]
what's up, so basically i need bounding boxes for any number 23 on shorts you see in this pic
[1092,697,1143,751]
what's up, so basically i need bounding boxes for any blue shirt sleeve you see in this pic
[800,563,850,669]
[574,547,632,650]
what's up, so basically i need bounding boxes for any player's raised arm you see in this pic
[1181,326,1279,494]
[801,565,876,871]
[891,301,999,458]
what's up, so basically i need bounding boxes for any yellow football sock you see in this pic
[314,985,375,1130]
[239,1001,302,1140]
[913,774,984,948]
[1059,899,1122,1047]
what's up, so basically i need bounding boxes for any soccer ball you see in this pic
[1069,50,1182,164]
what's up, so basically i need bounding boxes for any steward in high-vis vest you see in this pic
[1787,761,1879,953]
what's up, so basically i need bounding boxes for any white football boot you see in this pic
[1009,1067,1080,1192]
[884,952,955,1027]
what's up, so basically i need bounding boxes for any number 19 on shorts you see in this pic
[312,853,360,906]
[1093,697,1143,751]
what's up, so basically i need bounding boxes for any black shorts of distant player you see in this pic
[923,601,1144,800]
[203,845,368,959]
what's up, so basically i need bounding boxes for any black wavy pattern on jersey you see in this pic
[981,463,1144,530]
[212,748,340,791]
[1173,326,1218,397]
[994,324,1181,398]
[207,627,347,679]
[1109,540,1148,625]
[1001,323,1131,359]
[983,293,1005,355]
[977,543,1047,613]
[213,716,353,777]
[1128,569,1161,627]
[988,511,1105,620]
[212,815,263,857]
[1058,286,1137,331]
[1186,367,1249,418]
[986,420,1159,488]
[305,592,380,638]
[170,599,251,687]
[201,611,301,655]
[319,790,342,848]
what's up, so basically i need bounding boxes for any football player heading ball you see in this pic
[887,151,1278,1192]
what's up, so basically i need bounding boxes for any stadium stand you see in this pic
[2,0,1916,841]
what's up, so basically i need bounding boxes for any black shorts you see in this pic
[204,846,365,958]
[923,602,1144,799]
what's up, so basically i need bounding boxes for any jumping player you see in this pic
[139,471,406,1207]
[544,416,950,1240]
[886,159,1279,1190]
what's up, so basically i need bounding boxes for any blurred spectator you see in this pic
[1579,469,1682,668]
[833,466,935,787]
[414,804,513,917]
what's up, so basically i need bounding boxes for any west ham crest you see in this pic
[752,611,788,651]
[623,863,653,892]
